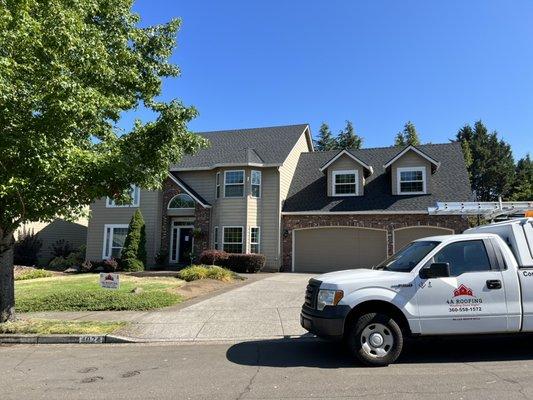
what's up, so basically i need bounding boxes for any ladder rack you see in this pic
[428,201,533,219]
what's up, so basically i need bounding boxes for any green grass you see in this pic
[0,319,126,335]
[178,265,239,282]
[15,275,184,312]
[15,269,54,281]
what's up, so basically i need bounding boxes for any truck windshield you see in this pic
[375,241,440,272]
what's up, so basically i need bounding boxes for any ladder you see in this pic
[428,200,533,219]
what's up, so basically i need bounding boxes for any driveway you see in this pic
[117,273,315,342]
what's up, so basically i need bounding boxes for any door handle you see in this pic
[486,280,502,290]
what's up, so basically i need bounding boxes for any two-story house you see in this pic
[85,124,472,272]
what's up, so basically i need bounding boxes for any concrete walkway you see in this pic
[116,273,315,342]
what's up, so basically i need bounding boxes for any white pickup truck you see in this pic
[300,218,533,366]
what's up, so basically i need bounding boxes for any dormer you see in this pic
[320,150,373,197]
[383,145,440,195]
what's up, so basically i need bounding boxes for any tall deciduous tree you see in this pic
[395,121,421,146]
[455,121,515,201]
[315,123,336,151]
[337,120,363,150]
[0,1,206,322]
[510,154,533,201]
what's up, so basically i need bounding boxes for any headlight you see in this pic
[317,289,344,311]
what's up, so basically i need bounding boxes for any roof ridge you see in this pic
[195,123,309,135]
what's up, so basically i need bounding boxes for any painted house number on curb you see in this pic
[79,336,104,344]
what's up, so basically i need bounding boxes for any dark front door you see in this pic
[178,228,194,263]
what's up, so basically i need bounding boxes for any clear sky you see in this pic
[125,0,533,159]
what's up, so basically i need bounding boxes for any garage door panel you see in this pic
[394,226,453,252]
[293,227,387,273]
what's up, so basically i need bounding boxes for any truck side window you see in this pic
[433,240,492,276]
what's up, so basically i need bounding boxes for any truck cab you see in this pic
[301,218,533,366]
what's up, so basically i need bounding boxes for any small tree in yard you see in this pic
[121,210,147,271]
[0,2,207,322]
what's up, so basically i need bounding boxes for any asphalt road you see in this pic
[2,335,533,400]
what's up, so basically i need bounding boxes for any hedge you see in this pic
[198,250,265,273]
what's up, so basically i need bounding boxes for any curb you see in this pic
[0,334,135,345]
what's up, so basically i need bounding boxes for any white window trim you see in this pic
[167,194,195,210]
[215,172,221,199]
[102,224,129,259]
[106,185,140,208]
[250,226,260,253]
[332,170,358,197]
[214,226,219,250]
[224,170,245,198]
[397,166,427,195]
[251,170,261,198]
[222,226,244,253]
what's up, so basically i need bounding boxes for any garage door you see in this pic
[394,226,454,252]
[293,227,387,273]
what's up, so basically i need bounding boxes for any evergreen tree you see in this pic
[121,210,147,271]
[455,121,515,201]
[337,120,363,150]
[395,121,420,146]
[315,123,336,151]
[394,132,406,147]
[510,154,533,201]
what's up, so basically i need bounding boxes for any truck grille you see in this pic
[304,279,321,309]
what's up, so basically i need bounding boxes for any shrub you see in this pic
[80,260,93,273]
[14,229,42,266]
[49,239,74,258]
[120,210,146,271]
[15,269,53,281]
[199,250,229,265]
[178,265,235,282]
[225,253,266,273]
[48,248,86,271]
[155,249,168,266]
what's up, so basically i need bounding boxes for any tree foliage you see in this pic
[395,121,421,146]
[337,120,363,150]
[455,121,515,201]
[121,210,146,272]
[510,154,533,201]
[314,123,336,151]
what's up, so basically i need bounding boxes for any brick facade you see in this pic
[281,214,468,271]
[160,177,210,263]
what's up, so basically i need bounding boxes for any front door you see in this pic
[415,239,508,335]
[178,227,193,263]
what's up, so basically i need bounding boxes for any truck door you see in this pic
[415,239,508,335]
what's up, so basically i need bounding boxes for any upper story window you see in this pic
[397,167,426,195]
[251,170,261,198]
[332,170,358,196]
[168,194,195,209]
[106,185,140,207]
[224,170,244,197]
[215,172,221,199]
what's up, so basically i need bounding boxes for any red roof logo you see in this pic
[104,274,115,281]
[453,284,473,297]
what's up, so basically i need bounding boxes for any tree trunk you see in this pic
[0,227,15,323]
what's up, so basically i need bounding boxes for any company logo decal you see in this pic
[447,284,482,313]
[453,284,473,297]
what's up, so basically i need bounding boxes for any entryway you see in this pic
[169,219,194,263]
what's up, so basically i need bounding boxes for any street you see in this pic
[2,335,533,400]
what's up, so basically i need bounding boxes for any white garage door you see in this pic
[293,227,388,273]
[394,226,454,252]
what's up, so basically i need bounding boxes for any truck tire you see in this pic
[347,312,403,367]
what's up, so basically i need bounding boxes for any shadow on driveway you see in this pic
[226,335,533,368]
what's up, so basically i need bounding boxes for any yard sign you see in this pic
[99,273,120,290]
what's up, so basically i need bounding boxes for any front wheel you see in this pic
[347,312,403,367]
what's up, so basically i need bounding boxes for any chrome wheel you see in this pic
[360,323,394,358]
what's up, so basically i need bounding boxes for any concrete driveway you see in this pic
[118,273,315,342]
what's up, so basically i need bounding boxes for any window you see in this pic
[214,226,219,250]
[251,170,261,198]
[250,227,260,253]
[431,240,492,276]
[106,185,140,207]
[332,170,358,196]
[168,194,195,209]
[397,167,426,194]
[103,224,129,259]
[377,241,440,273]
[224,170,244,197]
[215,172,220,199]
[223,227,243,253]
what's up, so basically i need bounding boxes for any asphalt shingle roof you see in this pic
[283,142,472,213]
[172,124,310,170]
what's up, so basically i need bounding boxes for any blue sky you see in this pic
[126,0,533,159]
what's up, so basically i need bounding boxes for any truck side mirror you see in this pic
[419,262,451,279]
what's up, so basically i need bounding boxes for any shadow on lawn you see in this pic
[226,334,533,368]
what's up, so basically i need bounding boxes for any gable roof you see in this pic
[283,142,472,213]
[171,124,312,171]
[319,149,374,177]
[168,173,211,208]
[383,145,441,170]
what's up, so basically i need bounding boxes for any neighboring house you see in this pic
[85,124,471,272]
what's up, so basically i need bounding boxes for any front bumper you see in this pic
[300,305,351,340]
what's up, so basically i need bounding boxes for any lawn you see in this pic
[0,319,126,335]
[15,275,185,312]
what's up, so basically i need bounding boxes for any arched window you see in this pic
[168,194,195,209]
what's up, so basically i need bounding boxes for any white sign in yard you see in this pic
[99,273,120,289]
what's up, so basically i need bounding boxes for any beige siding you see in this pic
[393,226,454,252]
[257,168,280,269]
[86,189,162,265]
[326,155,365,196]
[279,131,310,200]
[177,170,216,204]
[391,151,432,195]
